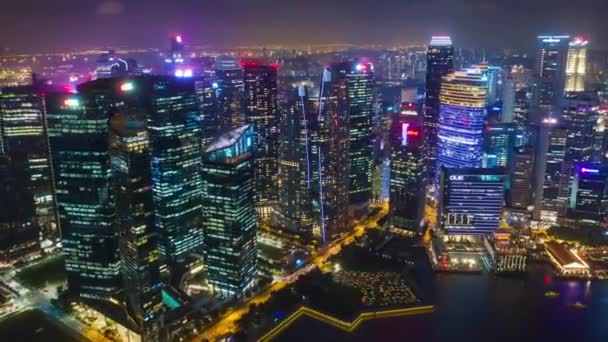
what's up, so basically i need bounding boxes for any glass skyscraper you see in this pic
[570,163,608,228]
[214,56,245,131]
[423,36,454,179]
[243,62,280,216]
[534,35,570,121]
[565,37,588,93]
[110,113,163,341]
[47,92,120,300]
[203,125,257,296]
[0,86,57,239]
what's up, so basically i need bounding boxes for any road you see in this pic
[193,203,389,341]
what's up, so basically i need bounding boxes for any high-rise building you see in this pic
[345,60,375,210]
[439,167,505,235]
[534,35,570,122]
[202,125,257,296]
[47,92,120,300]
[565,37,588,92]
[109,114,163,341]
[0,155,39,262]
[561,91,599,163]
[436,66,488,174]
[483,123,517,170]
[0,86,57,238]
[569,163,608,228]
[275,86,313,238]
[243,62,280,216]
[214,56,245,131]
[311,67,351,242]
[163,34,190,77]
[532,117,569,221]
[423,36,454,179]
[501,77,515,123]
[389,111,424,233]
[510,146,534,210]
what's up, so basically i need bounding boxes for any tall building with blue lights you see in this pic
[202,125,257,296]
[423,36,454,180]
[569,163,608,228]
[436,66,488,175]
[439,167,505,235]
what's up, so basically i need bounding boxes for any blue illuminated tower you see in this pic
[202,125,257,296]
[436,66,488,174]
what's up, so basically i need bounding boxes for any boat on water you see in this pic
[544,291,560,298]
[569,301,587,309]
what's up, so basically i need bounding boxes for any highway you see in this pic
[193,203,389,341]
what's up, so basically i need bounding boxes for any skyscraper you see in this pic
[436,66,488,173]
[275,86,313,238]
[0,86,57,239]
[570,163,608,228]
[534,35,570,122]
[311,67,351,242]
[202,125,257,296]
[345,60,375,210]
[439,167,505,235]
[389,110,424,233]
[483,123,517,169]
[565,37,588,92]
[561,91,599,163]
[423,36,454,179]
[214,56,245,131]
[110,114,163,341]
[243,62,280,216]
[47,92,120,300]
[510,146,534,210]
[0,155,39,262]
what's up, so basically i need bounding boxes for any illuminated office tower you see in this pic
[439,167,505,235]
[196,71,218,146]
[485,66,505,107]
[561,91,599,163]
[311,67,351,242]
[0,155,39,262]
[423,36,454,179]
[109,114,163,341]
[214,56,245,131]
[0,86,57,238]
[202,125,257,296]
[46,93,120,300]
[501,76,515,123]
[436,66,488,174]
[142,78,205,272]
[569,164,608,228]
[483,123,516,169]
[243,62,280,215]
[510,146,534,210]
[532,117,569,222]
[345,60,375,210]
[565,37,588,92]
[163,34,188,76]
[389,112,424,233]
[534,35,570,122]
[275,86,313,238]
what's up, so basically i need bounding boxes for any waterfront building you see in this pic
[202,125,258,296]
[439,167,505,235]
[423,36,454,180]
[569,163,608,228]
[545,240,590,277]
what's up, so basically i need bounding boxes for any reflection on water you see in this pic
[276,248,608,342]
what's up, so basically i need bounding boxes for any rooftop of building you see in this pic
[545,240,589,269]
[205,124,252,153]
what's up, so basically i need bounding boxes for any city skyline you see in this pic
[1,0,608,52]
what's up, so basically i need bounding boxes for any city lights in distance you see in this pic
[120,82,134,92]
[64,98,79,108]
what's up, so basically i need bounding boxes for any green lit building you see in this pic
[203,125,257,296]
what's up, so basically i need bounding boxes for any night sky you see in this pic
[1,0,607,52]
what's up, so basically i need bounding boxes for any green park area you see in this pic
[15,255,67,289]
[0,310,81,342]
